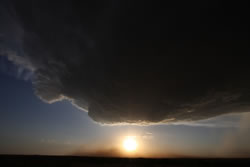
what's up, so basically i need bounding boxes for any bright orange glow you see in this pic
[123,136,137,152]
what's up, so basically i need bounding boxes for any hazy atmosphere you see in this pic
[0,0,250,159]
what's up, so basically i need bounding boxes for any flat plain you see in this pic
[1,155,250,167]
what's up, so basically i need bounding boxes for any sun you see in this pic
[123,136,137,152]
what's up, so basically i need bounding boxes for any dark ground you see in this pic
[1,155,250,167]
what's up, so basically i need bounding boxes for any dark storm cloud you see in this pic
[1,0,250,124]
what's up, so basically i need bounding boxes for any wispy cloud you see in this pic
[168,113,244,128]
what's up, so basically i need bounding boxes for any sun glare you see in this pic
[123,136,137,152]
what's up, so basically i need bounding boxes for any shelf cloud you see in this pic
[1,0,250,124]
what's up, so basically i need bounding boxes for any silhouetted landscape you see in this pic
[1,155,250,167]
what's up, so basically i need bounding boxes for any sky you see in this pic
[0,0,250,158]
